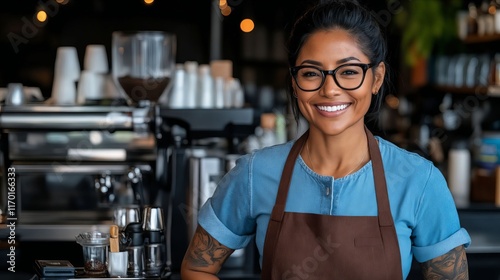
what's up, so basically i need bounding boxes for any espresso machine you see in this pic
[0,100,259,276]
[0,31,258,277]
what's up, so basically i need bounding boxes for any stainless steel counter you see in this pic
[0,223,113,241]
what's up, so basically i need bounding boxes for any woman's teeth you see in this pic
[317,104,349,112]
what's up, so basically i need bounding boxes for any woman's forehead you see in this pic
[296,29,368,65]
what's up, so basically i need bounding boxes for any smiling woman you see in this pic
[181,1,471,279]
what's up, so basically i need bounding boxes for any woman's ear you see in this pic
[372,61,385,94]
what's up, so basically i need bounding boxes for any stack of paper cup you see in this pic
[168,64,186,108]
[184,61,198,108]
[77,45,109,104]
[198,64,214,108]
[52,46,80,105]
[214,77,224,109]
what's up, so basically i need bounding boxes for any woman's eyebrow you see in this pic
[297,57,362,67]
[297,59,322,66]
[336,56,361,64]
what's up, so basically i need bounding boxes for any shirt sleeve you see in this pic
[411,164,471,262]
[197,154,255,249]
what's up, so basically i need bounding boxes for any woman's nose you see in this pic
[319,74,340,97]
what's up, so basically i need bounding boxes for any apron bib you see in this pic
[261,127,403,280]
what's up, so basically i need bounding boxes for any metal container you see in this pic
[142,207,164,232]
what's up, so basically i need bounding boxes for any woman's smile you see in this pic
[316,103,350,113]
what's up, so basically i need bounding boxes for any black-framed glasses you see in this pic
[290,63,375,91]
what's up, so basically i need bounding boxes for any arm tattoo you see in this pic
[186,226,234,267]
[420,245,469,280]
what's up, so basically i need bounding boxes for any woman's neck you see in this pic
[303,125,369,177]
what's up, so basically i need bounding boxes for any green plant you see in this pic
[393,0,462,66]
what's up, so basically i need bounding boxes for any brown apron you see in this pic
[261,127,403,280]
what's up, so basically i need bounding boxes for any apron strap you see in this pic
[365,127,392,227]
[366,127,403,279]
[261,130,308,279]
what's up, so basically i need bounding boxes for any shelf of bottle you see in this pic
[434,85,500,96]
[462,33,500,44]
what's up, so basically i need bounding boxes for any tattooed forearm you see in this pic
[185,226,234,267]
[420,245,469,280]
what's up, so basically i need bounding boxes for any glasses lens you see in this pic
[335,65,365,90]
[295,67,323,91]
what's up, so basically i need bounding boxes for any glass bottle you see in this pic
[468,3,479,36]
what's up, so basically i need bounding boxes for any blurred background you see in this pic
[2,0,500,279]
[0,0,397,97]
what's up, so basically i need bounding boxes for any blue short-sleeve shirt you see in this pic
[198,136,471,279]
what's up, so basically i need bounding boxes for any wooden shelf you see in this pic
[462,33,500,44]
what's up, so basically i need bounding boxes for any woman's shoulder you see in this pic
[377,136,430,162]
[375,136,448,201]
[376,136,439,176]
[232,140,297,179]
[244,140,295,165]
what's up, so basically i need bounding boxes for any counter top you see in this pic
[457,206,500,253]
[0,223,113,241]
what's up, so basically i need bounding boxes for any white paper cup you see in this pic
[84,44,109,74]
[54,46,81,82]
[108,251,128,277]
[77,70,106,104]
[52,77,77,105]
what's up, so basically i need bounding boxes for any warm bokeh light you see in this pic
[221,6,231,16]
[489,5,496,15]
[36,11,47,22]
[219,0,227,9]
[240,18,255,33]
[55,0,69,4]
[144,0,154,4]
[385,94,400,109]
